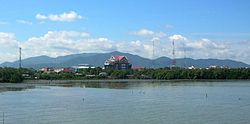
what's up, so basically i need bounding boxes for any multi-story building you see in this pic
[104,56,132,70]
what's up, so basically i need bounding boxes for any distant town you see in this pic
[38,55,233,75]
[40,55,133,74]
[0,54,250,83]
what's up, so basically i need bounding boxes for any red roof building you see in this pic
[104,56,132,70]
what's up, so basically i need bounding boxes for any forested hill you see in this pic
[1,51,249,69]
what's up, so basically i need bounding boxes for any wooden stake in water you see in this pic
[2,112,4,124]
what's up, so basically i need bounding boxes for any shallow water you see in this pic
[0,81,250,124]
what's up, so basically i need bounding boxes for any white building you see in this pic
[72,64,96,69]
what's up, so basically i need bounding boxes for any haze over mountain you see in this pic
[0,51,249,69]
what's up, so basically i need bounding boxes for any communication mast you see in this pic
[19,47,22,69]
[152,39,155,68]
[172,40,176,67]
[183,43,187,68]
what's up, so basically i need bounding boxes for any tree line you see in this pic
[0,67,36,83]
[0,67,249,83]
[0,67,23,83]
[37,67,250,80]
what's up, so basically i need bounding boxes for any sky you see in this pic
[0,0,250,64]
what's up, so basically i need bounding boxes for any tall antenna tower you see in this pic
[19,47,22,69]
[183,43,186,68]
[152,39,155,68]
[172,40,176,67]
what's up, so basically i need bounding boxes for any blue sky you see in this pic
[0,0,250,64]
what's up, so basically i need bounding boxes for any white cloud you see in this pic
[115,40,154,58]
[130,29,166,37]
[169,34,187,41]
[131,29,154,36]
[0,32,18,47]
[0,31,250,65]
[20,31,114,58]
[36,11,82,22]
[187,38,226,50]
[182,38,228,58]
[17,20,32,25]
[43,31,90,39]
[0,32,19,63]
[36,14,47,20]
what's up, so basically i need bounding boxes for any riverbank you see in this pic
[23,79,169,84]
[1,79,250,93]
[23,79,250,84]
[1,79,249,89]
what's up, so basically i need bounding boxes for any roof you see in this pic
[104,56,129,65]
[112,56,126,61]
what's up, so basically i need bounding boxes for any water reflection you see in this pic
[1,80,250,93]
[1,81,250,124]
[81,82,129,89]
[0,84,35,93]
[0,82,131,93]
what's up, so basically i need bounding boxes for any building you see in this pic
[73,64,96,69]
[40,67,74,73]
[188,66,195,69]
[104,56,132,70]
[54,68,64,73]
[72,64,96,72]
[62,68,74,73]
[40,67,54,73]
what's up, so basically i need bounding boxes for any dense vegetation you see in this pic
[151,68,250,80]
[0,67,37,83]
[0,68,23,83]
[0,67,249,83]
[37,67,250,80]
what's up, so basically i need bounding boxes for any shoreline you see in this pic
[23,79,250,84]
[0,79,249,85]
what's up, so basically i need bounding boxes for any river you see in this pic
[0,80,250,124]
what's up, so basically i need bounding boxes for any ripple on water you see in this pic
[0,81,250,124]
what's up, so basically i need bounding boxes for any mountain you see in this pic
[0,51,249,69]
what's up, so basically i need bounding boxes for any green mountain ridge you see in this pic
[1,51,249,69]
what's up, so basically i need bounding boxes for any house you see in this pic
[188,66,195,69]
[73,64,95,69]
[104,56,132,70]
[40,67,54,73]
[72,64,96,72]
[62,68,74,73]
[54,68,64,73]
[40,67,74,73]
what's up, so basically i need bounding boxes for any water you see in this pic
[0,81,250,124]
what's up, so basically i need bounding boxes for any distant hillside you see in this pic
[0,51,249,69]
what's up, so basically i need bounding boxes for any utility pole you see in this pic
[19,47,22,69]
[172,40,176,67]
[183,43,187,68]
[152,39,155,68]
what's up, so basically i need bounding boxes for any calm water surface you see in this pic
[0,81,250,124]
